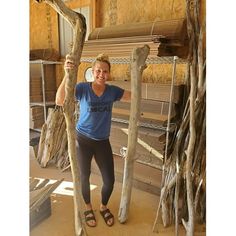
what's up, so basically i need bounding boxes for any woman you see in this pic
[56,54,131,227]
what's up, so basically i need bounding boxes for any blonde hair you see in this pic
[92,53,111,71]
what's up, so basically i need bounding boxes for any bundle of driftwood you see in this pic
[152,1,206,236]
[37,106,70,171]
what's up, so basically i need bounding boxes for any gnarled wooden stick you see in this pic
[118,45,150,223]
[34,1,87,235]
[182,1,198,235]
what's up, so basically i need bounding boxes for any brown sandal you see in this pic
[84,210,96,227]
[100,208,114,226]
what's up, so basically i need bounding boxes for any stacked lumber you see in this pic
[30,76,42,102]
[82,18,188,59]
[30,106,44,129]
[112,99,176,127]
[88,19,186,41]
[108,81,185,168]
[110,122,165,169]
[30,177,63,229]
[108,81,184,104]
[82,36,159,58]
[108,80,184,126]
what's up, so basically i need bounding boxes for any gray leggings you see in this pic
[76,131,115,205]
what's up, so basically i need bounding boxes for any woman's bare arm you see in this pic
[120,90,131,102]
[55,75,67,106]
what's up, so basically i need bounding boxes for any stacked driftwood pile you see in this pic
[82,18,188,59]
[152,1,206,235]
[36,107,70,170]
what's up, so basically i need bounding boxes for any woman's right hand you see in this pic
[64,54,75,72]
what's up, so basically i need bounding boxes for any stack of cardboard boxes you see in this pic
[30,63,56,129]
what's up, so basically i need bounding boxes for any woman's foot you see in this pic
[84,209,96,227]
[100,205,114,226]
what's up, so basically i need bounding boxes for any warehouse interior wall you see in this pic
[30,0,206,86]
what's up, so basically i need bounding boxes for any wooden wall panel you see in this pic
[98,0,187,27]
[109,63,186,84]
[154,0,186,21]
[30,0,205,87]
[30,0,59,51]
[97,0,110,27]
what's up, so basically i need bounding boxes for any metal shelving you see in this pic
[30,60,63,122]
[80,56,188,65]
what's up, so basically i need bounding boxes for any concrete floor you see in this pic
[29,149,206,236]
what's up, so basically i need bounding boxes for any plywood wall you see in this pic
[98,0,186,27]
[30,0,59,51]
[30,0,205,86]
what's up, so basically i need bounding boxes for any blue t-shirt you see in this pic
[75,82,124,140]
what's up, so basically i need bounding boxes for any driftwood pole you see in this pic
[34,1,87,235]
[118,45,150,223]
[182,1,198,235]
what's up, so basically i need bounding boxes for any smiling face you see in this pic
[92,61,110,86]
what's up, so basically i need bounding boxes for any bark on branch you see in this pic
[35,0,87,235]
[118,45,150,223]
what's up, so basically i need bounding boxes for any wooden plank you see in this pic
[113,100,176,116]
[108,81,184,104]
[146,83,184,103]
[112,107,171,122]
[110,122,164,167]
[81,19,188,58]
[88,19,186,42]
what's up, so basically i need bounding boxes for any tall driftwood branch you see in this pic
[197,23,205,90]
[182,58,196,236]
[181,2,197,235]
[152,0,205,235]
[118,45,150,223]
[35,0,87,235]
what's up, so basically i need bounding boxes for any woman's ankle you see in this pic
[100,204,107,211]
[86,203,93,210]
